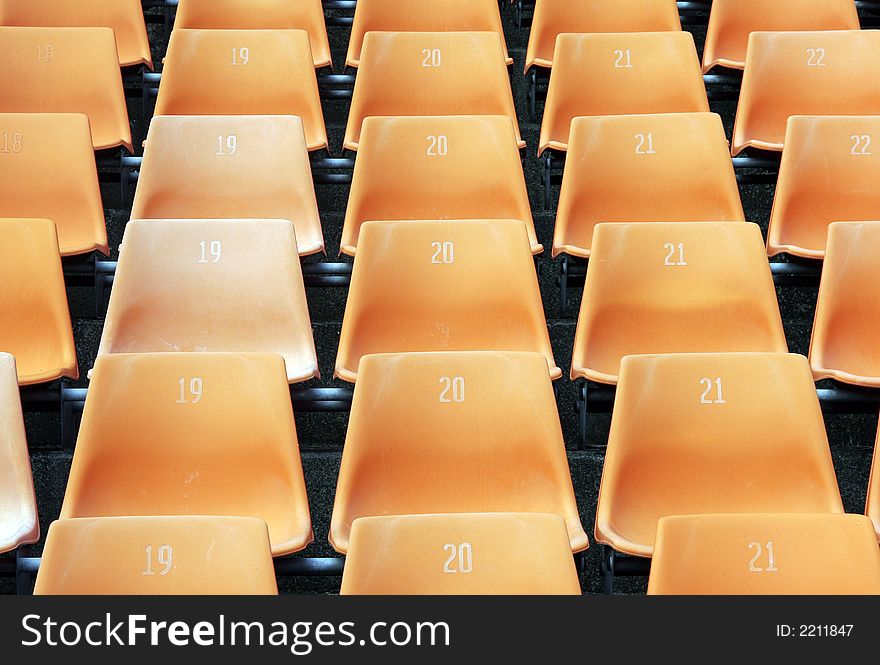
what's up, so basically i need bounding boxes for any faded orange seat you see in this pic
[346,0,510,68]
[572,223,787,384]
[335,221,559,382]
[132,115,324,256]
[554,113,744,259]
[155,29,327,151]
[526,0,682,71]
[597,353,844,558]
[649,514,880,595]
[341,513,581,595]
[869,439,880,540]
[0,0,153,69]
[0,219,77,385]
[810,222,880,387]
[703,0,860,73]
[344,32,522,151]
[0,353,38,554]
[174,0,331,69]
[330,351,587,553]
[0,113,106,257]
[343,116,540,256]
[768,116,880,259]
[0,27,132,152]
[539,32,708,155]
[732,30,880,156]
[97,220,318,384]
[61,352,313,556]
[34,516,278,595]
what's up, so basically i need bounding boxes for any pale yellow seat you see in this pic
[97,220,319,384]
[133,115,324,256]
[34,516,278,595]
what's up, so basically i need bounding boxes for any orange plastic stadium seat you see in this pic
[732,30,880,156]
[597,353,844,558]
[767,116,880,259]
[335,220,560,382]
[526,0,682,71]
[61,353,313,556]
[0,219,77,385]
[703,0,860,73]
[0,113,106,257]
[869,440,880,540]
[97,220,319,384]
[346,0,510,68]
[554,113,744,259]
[342,116,540,256]
[341,513,581,595]
[810,222,880,387]
[539,32,709,155]
[344,31,522,151]
[154,29,327,151]
[34,516,278,595]
[649,514,880,595]
[132,115,324,256]
[0,353,38,554]
[330,351,587,553]
[174,0,331,69]
[0,0,153,69]
[0,27,132,152]
[572,223,787,384]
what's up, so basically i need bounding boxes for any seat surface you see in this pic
[768,116,880,259]
[174,0,331,69]
[0,0,153,68]
[703,0,860,72]
[539,31,708,154]
[335,220,560,382]
[0,219,77,385]
[330,351,587,553]
[341,513,582,595]
[346,0,510,68]
[344,31,522,151]
[732,30,880,156]
[810,222,880,387]
[97,219,318,384]
[61,353,313,556]
[0,27,132,151]
[132,115,324,256]
[155,29,327,151]
[572,223,787,384]
[0,113,106,256]
[597,353,844,558]
[526,0,682,71]
[649,513,880,595]
[343,116,540,255]
[0,353,38,554]
[34,516,278,595]
[554,113,745,258]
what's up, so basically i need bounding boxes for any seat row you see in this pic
[4,350,880,593]
[11,217,880,388]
